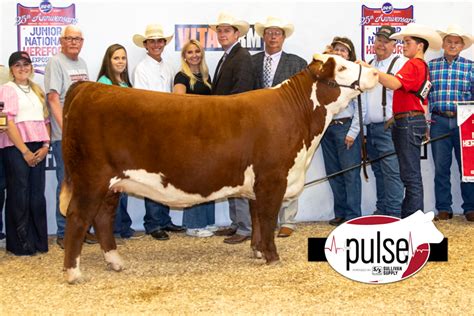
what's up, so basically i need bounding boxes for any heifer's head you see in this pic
[308,53,378,115]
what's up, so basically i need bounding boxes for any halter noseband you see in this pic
[320,64,363,93]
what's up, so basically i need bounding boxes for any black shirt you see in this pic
[174,72,212,95]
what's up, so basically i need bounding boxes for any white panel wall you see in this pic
[0,0,472,233]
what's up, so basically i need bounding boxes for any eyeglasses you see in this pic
[62,36,84,43]
[12,62,31,69]
[264,30,284,37]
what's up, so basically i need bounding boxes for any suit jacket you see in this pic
[252,51,308,89]
[212,43,255,95]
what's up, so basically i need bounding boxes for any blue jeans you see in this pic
[52,141,66,237]
[113,193,134,237]
[366,122,403,216]
[4,143,48,255]
[392,115,427,218]
[430,114,474,214]
[321,121,362,220]
[183,201,215,229]
[0,149,6,239]
[144,198,171,233]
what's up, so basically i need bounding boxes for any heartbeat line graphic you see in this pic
[324,236,345,254]
[408,231,429,257]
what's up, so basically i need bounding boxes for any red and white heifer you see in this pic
[60,54,378,283]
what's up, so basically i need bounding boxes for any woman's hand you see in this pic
[23,150,37,167]
[32,146,49,165]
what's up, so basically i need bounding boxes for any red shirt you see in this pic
[392,58,428,114]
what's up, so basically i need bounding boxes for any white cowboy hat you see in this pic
[209,12,249,36]
[390,23,442,51]
[255,16,294,38]
[133,24,174,48]
[437,24,472,50]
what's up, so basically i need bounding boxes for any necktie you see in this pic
[263,56,272,88]
[216,52,227,77]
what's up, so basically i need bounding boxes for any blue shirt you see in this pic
[428,55,474,112]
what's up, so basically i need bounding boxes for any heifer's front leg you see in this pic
[94,190,124,272]
[252,178,286,264]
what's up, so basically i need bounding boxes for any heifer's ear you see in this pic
[309,55,335,80]
[308,60,323,77]
[319,57,336,80]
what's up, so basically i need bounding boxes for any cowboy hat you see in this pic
[390,23,442,50]
[437,24,472,50]
[209,12,249,36]
[133,24,174,48]
[255,16,294,38]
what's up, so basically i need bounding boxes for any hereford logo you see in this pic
[16,1,77,74]
[325,211,444,284]
[360,3,414,61]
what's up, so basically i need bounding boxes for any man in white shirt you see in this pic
[132,24,184,240]
[362,25,406,217]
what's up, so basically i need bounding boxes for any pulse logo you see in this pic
[324,211,444,284]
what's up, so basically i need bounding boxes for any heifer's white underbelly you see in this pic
[109,166,256,208]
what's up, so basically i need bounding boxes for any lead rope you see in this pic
[357,93,369,181]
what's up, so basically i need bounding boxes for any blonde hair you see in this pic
[9,65,49,119]
[180,39,211,90]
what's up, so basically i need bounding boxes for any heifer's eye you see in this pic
[338,66,347,72]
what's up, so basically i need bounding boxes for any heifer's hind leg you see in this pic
[252,178,286,264]
[93,190,125,272]
[64,190,102,284]
[249,201,263,259]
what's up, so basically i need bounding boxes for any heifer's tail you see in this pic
[59,81,86,216]
[59,175,73,217]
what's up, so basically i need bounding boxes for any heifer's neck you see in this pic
[279,70,328,148]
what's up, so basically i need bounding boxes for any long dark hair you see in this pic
[97,43,132,86]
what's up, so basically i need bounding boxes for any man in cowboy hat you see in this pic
[252,16,307,237]
[362,25,406,219]
[210,12,254,244]
[428,24,474,222]
[360,23,442,218]
[44,25,92,249]
[132,24,185,240]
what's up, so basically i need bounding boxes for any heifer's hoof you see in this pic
[252,249,263,259]
[103,250,125,272]
[65,267,83,284]
[266,259,281,266]
[106,262,125,272]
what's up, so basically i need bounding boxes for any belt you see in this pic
[393,111,425,120]
[329,117,351,126]
[432,110,456,118]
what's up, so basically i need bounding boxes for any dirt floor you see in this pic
[0,216,473,315]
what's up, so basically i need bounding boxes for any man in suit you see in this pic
[210,12,255,244]
[252,16,307,237]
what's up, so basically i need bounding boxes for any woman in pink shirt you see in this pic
[0,51,50,255]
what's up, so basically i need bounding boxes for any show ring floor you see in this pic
[0,217,472,314]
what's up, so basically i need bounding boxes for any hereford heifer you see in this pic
[60,53,378,283]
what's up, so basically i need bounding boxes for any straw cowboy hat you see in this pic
[437,24,472,50]
[133,24,174,48]
[390,23,442,50]
[255,16,294,38]
[209,12,249,36]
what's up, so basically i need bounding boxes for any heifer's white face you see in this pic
[312,53,378,115]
